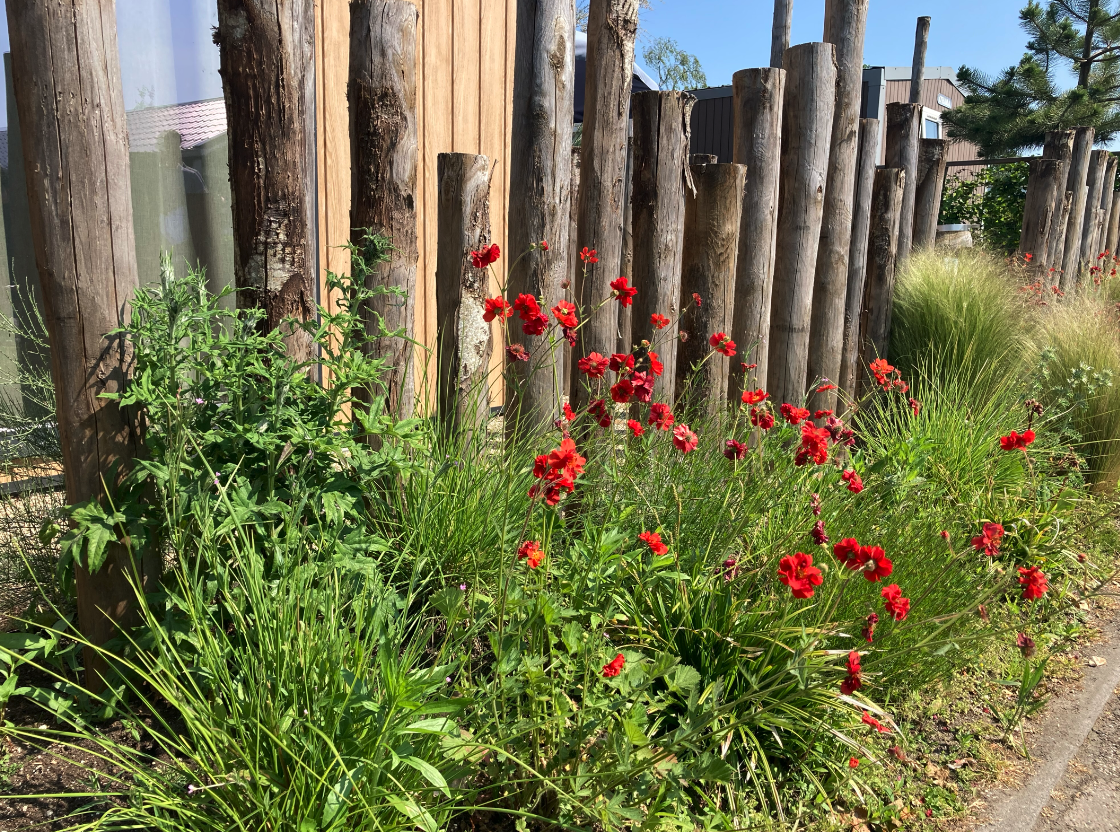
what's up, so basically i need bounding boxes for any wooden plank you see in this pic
[454,0,482,153]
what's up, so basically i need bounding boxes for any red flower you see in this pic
[547,437,586,479]
[578,352,609,378]
[609,352,635,374]
[672,424,698,453]
[795,423,831,466]
[517,540,544,568]
[849,757,859,768]
[630,371,654,403]
[817,382,837,392]
[627,419,645,437]
[778,552,824,599]
[470,244,501,269]
[709,332,736,356]
[1024,252,1033,261]
[648,403,675,431]
[881,584,910,621]
[692,292,702,307]
[580,247,599,264]
[859,545,893,582]
[780,403,811,425]
[602,653,625,677]
[840,469,863,493]
[862,711,891,733]
[742,389,768,405]
[639,530,668,555]
[539,239,549,250]
[1018,566,1048,601]
[862,612,879,643]
[484,297,513,321]
[970,522,1004,557]
[1000,429,1036,451]
[522,313,549,336]
[648,351,664,377]
[814,409,833,419]
[840,649,862,694]
[721,556,741,581]
[724,439,748,461]
[750,408,775,430]
[909,397,921,416]
[563,402,575,421]
[610,379,634,404]
[513,293,541,320]
[650,312,670,329]
[1016,632,1036,658]
[551,300,578,328]
[610,276,638,307]
[811,520,829,545]
[833,538,862,568]
[588,398,612,428]
[506,344,530,362]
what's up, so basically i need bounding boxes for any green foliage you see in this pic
[641,37,708,91]
[938,163,1029,255]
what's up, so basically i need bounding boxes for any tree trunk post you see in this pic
[771,0,793,69]
[728,67,785,398]
[768,42,837,409]
[570,0,638,411]
[1107,190,1120,259]
[506,0,575,432]
[909,17,930,104]
[839,117,878,399]
[631,91,694,406]
[1094,155,1116,260]
[6,0,160,690]
[911,138,949,250]
[1042,129,1075,271]
[1079,149,1109,270]
[618,137,635,353]
[1018,158,1066,271]
[885,101,921,263]
[808,0,869,412]
[436,153,493,435]
[675,162,746,417]
[1059,126,1095,290]
[216,0,317,362]
[859,167,906,387]
[564,147,580,403]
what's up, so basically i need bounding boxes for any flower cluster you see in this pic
[795,422,831,466]
[1000,429,1035,451]
[1018,565,1048,601]
[517,540,544,568]
[530,437,586,505]
[840,650,862,694]
[639,530,668,555]
[869,358,909,393]
[840,469,863,493]
[881,584,910,621]
[513,293,549,336]
[833,538,893,582]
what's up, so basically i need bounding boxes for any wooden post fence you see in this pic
[885,101,921,263]
[729,67,785,398]
[506,0,574,431]
[1019,158,1066,269]
[216,0,317,362]
[859,167,906,385]
[436,153,493,434]
[1094,155,1117,259]
[349,0,420,418]
[912,138,949,250]
[768,42,836,408]
[1060,127,1094,290]
[631,90,694,406]
[676,162,746,416]
[1080,149,1109,268]
[1042,129,1075,272]
[1107,190,1120,258]
[771,0,793,68]
[840,117,878,398]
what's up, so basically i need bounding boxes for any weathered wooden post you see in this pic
[909,17,930,104]
[1042,130,1075,271]
[1107,190,1120,258]
[631,91,694,405]
[436,153,493,434]
[216,0,317,362]
[1019,158,1067,268]
[506,0,574,431]
[676,162,746,416]
[1059,127,1095,289]
[349,0,420,418]
[808,0,869,411]
[1094,155,1117,259]
[728,67,785,398]
[839,118,878,398]
[768,42,837,408]
[618,137,635,353]
[859,167,906,381]
[1080,149,1109,268]
[912,138,949,250]
[7,0,160,688]
[885,102,921,263]
[570,0,639,410]
[771,0,793,68]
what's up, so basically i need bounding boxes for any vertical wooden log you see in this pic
[436,153,493,433]
[1042,129,1075,271]
[675,162,746,416]
[808,0,869,411]
[771,0,793,68]
[216,0,317,362]
[728,67,785,398]
[7,0,160,689]
[859,168,906,379]
[885,101,921,262]
[1018,158,1066,270]
[1079,149,1109,267]
[839,117,878,398]
[617,137,635,353]
[631,91,694,406]
[570,0,639,410]
[909,17,930,104]
[1094,155,1117,258]
[349,0,420,418]
[1107,190,1120,258]
[1059,127,1095,290]
[506,0,575,431]
[912,138,949,249]
[768,42,837,409]
[564,147,580,403]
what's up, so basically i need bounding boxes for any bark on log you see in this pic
[809,0,869,412]
[631,91,694,406]
[216,0,317,362]
[885,101,921,262]
[1094,155,1117,260]
[565,147,580,402]
[912,138,949,250]
[768,42,837,409]
[1107,190,1120,258]
[1080,149,1109,268]
[728,67,785,398]
[436,153,493,434]
[771,0,793,68]
[1042,130,1075,271]
[909,17,930,104]
[618,137,635,353]
[349,0,420,418]
[1018,158,1066,270]
[570,0,639,410]
[1059,127,1095,290]
[859,167,905,387]
[506,0,574,431]
[675,162,746,417]
[6,0,160,689]
[839,117,878,399]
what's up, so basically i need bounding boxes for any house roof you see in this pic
[573,29,659,123]
[124,97,228,153]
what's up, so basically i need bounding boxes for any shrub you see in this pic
[938,162,1029,255]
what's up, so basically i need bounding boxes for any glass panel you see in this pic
[924,118,940,139]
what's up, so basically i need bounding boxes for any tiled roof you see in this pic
[125,97,227,153]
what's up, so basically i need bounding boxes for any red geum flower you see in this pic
[971,522,1004,556]
[547,437,587,480]
[650,312,670,329]
[627,418,645,437]
[610,379,634,404]
[742,389,768,405]
[578,353,609,378]
[512,293,541,320]
[563,402,575,421]
[580,247,599,264]
[721,556,741,581]
[709,332,736,356]
[862,612,879,643]
[610,276,638,307]
[648,403,675,431]
[849,757,860,768]
[517,540,544,568]
[778,552,824,599]
[588,398,612,428]
[522,313,549,336]
[1016,632,1036,658]
[639,530,668,555]
[881,583,910,620]
[506,344,529,362]
[551,300,578,328]
[724,438,748,461]
[1000,429,1036,451]
[811,520,829,545]
[751,408,775,430]
[859,545,893,582]
[840,469,864,493]
[609,352,635,374]
[814,409,833,419]
[539,239,549,250]
[833,538,863,569]
[780,403,811,425]
[648,351,664,377]
[1018,566,1048,601]
[862,711,891,733]
[602,653,625,678]
[470,243,500,269]
[672,424,698,453]
[692,292,702,307]
[795,423,831,466]
[909,397,921,416]
[630,371,655,403]
[840,649,862,695]
[484,297,513,321]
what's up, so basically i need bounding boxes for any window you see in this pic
[924,118,941,139]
